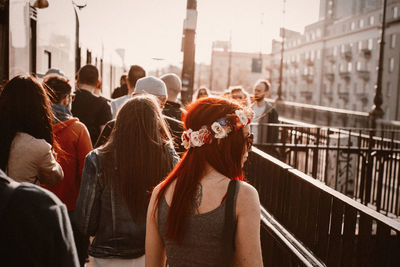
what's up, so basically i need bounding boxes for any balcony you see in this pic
[360,47,372,58]
[341,50,352,61]
[339,71,351,81]
[338,91,349,102]
[305,58,314,66]
[301,73,313,83]
[357,70,370,81]
[326,53,336,63]
[325,72,334,82]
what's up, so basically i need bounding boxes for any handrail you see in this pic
[260,205,326,267]
[253,147,400,232]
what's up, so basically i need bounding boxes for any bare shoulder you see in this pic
[236,181,260,214]
[237,181,259,200]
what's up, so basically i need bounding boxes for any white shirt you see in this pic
[252,102,267,144]
[111,95,131,119]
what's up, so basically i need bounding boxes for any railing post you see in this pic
[312,128,320,178]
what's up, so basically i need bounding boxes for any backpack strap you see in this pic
[221,179,238,266]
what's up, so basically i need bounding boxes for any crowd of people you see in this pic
[0,63,280,267]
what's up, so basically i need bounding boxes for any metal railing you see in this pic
[245,147,400,266]
[251,121,400,217]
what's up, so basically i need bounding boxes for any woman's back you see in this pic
[158,177,239,266]
[7,132,63,186]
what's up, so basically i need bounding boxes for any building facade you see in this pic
[209,0,400,120]
[272,0,400,120]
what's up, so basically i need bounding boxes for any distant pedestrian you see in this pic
[0,169,79,267]
[161,73,186,153]
[193,86,211,101]
[95,76,172,148]
[146,97,263,266]
[111,74,128,99]
[72,64,112,145]
[74,95,178,267]
[230,85,251,107]
[43,74,92,211]
[111,65,146,118]
[0,75,63,186]
[251,79,279,145]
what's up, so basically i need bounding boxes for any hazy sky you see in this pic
[78,0,320,70]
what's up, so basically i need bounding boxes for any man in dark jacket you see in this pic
[161,73,185,153]
[0,169,79,267]
[72,64,112,145]
[252,80,279,146]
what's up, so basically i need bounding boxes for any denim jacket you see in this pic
[73,145,179,259]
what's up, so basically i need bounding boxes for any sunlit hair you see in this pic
[43,74,72,104]
[102,94,174,222]
[255,79,270,92]
[193,86,211,101]
[0,75,54,170]
[229,86,251,107]
[156,96,247,242]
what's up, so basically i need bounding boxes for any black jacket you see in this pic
[0,170,79,267]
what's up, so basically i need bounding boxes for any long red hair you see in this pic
[155,97,247,242]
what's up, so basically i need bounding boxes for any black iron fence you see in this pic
[245,147,400,266]
[251,122,400,218]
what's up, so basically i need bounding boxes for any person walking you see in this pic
[0,75,63,186]
[0,169,79,267]
[110,65,146,118]
[74,95,179,267]
[146,97,263,266]
[160,73,185,154]
[251,80,279,145]
[43,74,92,212]
[72,64,112,145]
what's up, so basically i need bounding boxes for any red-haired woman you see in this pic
[146,97,263,266]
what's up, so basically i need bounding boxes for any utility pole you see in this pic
[276,0,286,101]
[181,0,197,104]
[369,0,387,127]
[227,31,232,88]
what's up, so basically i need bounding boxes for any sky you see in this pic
[78,0,320,70]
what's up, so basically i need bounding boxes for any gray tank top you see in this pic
[158,181,240,267]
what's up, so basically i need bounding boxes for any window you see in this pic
[316,29,322,38]
[337,83,341,93]
[359,19,364,28]
[333,46,338,56]
[358,41,363,51]
[351,21,356,30]
[387,82,392,97]
[389,57,395,72]
[368,38,373,50]
[317,49,321,59]
[44,50,51,69]
[369,16,375,25]
[394,7,399,19]
[390,34,396,48]
[348,62,352,72]
[356,61,362,71]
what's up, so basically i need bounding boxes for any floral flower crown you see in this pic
[181,109,253,149]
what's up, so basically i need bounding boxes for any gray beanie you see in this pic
[160,73,182,94]
[134,76,167,98]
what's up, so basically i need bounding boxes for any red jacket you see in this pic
[47,118,92,211]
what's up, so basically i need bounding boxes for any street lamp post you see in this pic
[181,0,197,104]
[369,0,387,127]
[276,0,286,101]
